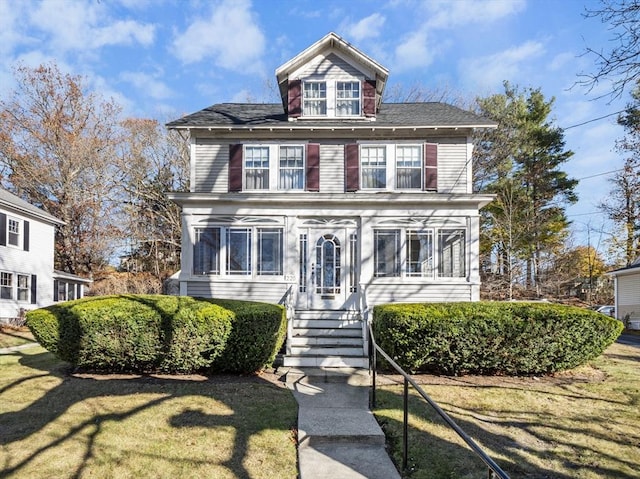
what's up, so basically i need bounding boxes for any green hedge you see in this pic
[26,295,286,374]
[373,302,623,376]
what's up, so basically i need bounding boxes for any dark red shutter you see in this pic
[306,143,320,192]
[288,80,302,118]
[228,144,243,192]
[23,220,29,251]
[0,213,5,246]
[30,274,37,304]
[345,144,360,192]
[425,143,438,191]
[363,80,376,117]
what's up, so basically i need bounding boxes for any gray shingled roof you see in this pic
[166,102,495,129]
[0,188,63,225]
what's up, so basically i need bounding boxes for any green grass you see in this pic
[374,341,640,478]
[0,326,34,349]
[0,346,298,478]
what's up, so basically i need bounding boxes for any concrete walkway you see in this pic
[284,368,401,479]
[0,342,39,354]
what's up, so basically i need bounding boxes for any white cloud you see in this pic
[171,0,265,74]
[393,30,436,72]
[121,71,173,100]
[423,0,526,29]
[343,13,386,42]
[461,41,546,91]
[28,0,155,52]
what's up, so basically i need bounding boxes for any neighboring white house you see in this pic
[608,257,640,329]
[0,188,90,323]
[167,33,495,367]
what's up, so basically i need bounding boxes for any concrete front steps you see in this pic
[283,310,368,368]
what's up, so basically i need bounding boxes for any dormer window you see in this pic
[303,82,327,116]
[336,81,360,116]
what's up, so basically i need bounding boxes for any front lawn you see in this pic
[373,341,640,478]
[0,326,34,349]
[0,346,298,479]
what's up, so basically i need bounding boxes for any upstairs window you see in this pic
[279,145,305,190]
[303,82,327,116]
[8,219,20,247]
[336,81,360,116]
[396,146,422,189]
[361,146,387,189]
[245,146,269,190]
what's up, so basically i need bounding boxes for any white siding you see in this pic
[194,141,228,193]
[319,144,344,193]
[186,280,290,304]
[299,53,363,80]
[0,209,56,318]
[365,283,472,305]
[618,272,640,305]
[437,140,468,194]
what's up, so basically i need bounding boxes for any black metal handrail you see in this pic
[368,323,510,479]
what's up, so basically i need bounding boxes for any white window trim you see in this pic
[359,143,424,191]
[243,143,307,191]
[302,78,363,119]
[192,224,285,279]
[0,271,13,300]
[16,274,30,302]
[372,227,468,281]
[6,216,22,249]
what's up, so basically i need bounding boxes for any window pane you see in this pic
[396,146,422,189]
[361,147,386,189]
[245,147,269,189]
[227,228,252,275]
[303,82,327,115]
[67,283,76,301]
[407,231,433,277]
[1,272,12,300]
[258,228,283,275]
[374,230,400,277]
[438,229,466,278]
[58,281,67,302]
[17,274,29,301]
[279,145,304,190]
[194,228,220,275]
[336,81,360,116]
[8,219,20,247]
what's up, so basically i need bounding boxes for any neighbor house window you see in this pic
[8,218,20,247]
[17,274,29,302]
[438,229,466,278]
[279,145,304,190]
[407,230,434,277]
[396,145,422,189]
[374,230,400,277]
[193,228,221,275]
[336,81,360,116]
[303,82,327,116]
[361,146,387,189]
[1,272,12,299]
[257,229,283,275]
[245,146,269,190]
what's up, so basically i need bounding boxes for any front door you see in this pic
[298,228,348,310]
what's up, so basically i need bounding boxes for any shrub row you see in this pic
[26,294,286,374]
[373,302,623,376]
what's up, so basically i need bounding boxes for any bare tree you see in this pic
[580,0,640,99]
[0,63,122,275]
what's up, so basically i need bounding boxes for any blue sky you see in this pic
[0,0,631,251]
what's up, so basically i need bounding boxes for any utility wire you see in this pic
[563,109,626,130]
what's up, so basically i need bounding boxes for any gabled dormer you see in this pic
[276,32,389,121]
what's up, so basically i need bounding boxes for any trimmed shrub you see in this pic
[373,302,623,376]
[205,298,287,373]
[26,295,234,373]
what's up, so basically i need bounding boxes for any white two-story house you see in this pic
[0,188,90,323]
[167,33,495,367]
